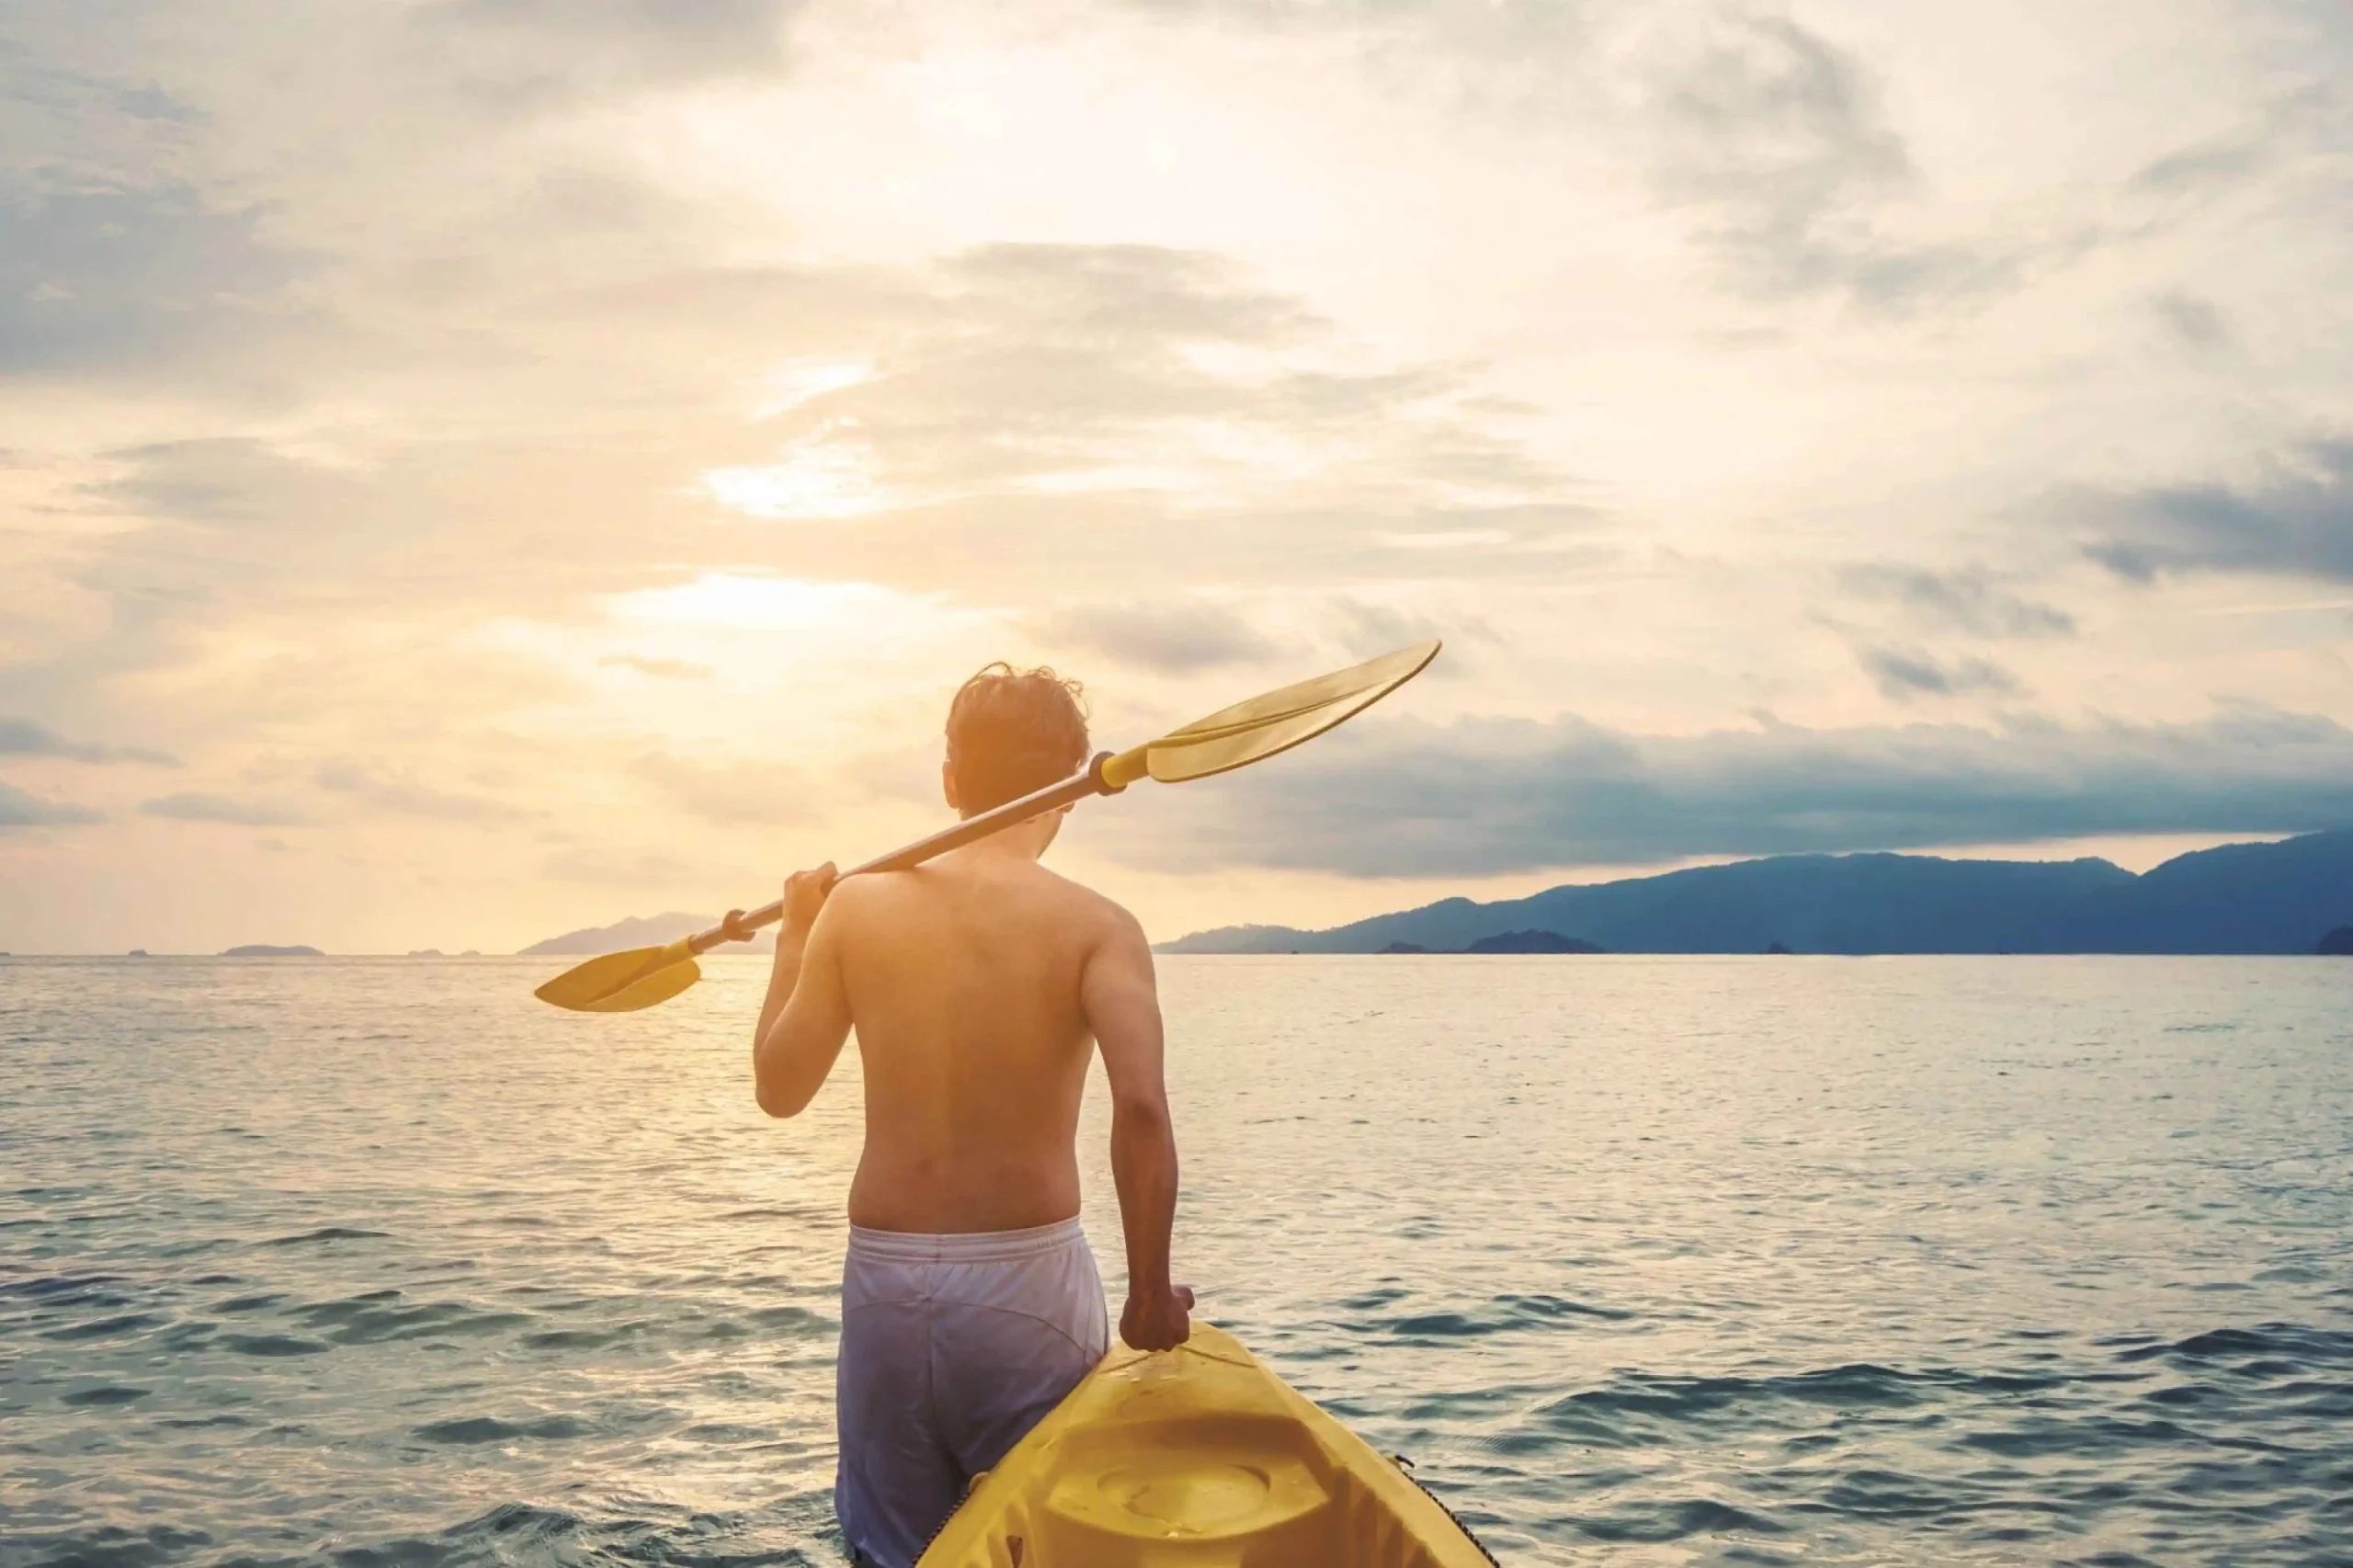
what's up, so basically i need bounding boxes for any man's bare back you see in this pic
[792,834,1132,1233]
[749,803,1191,1354]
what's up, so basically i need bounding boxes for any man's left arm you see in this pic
[752,865,852,1119]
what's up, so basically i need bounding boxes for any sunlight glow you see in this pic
[748,358,874,419]
[612,574,938,633]
[701,427,892,520]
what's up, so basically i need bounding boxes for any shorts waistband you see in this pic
[847,1215,1088,1265]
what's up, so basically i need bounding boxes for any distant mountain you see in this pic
[518,913,771,957]
[222,944,323,958]
[1467,929,1606,954]
[2037,833,2353,953]
[2320,926,2353,956]
[1160,832,2353,956]
[1381,930,1606,955]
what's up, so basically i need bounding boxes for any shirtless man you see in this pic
[750,664,1191,1568]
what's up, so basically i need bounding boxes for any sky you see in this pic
[2,0,2350,954]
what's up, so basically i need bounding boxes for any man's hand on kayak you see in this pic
[1120,1283,1194,1351]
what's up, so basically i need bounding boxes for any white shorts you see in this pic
[835,1216,1109,1568]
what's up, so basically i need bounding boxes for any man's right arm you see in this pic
[1080,904,1191,1351]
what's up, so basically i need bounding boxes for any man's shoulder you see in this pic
[1002,861,1135,945]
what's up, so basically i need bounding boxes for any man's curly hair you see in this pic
[945,663,1091,816]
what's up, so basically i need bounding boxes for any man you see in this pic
[750,663,1192,1568]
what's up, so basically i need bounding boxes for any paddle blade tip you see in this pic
[534,942,701,1012]
[1142,637,1443,784]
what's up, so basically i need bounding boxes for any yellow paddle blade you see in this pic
[1140,638,1440,784]
[534,939,700,1013]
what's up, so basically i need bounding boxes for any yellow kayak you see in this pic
[916,1324,1496,1567]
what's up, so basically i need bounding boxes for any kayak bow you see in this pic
[916,1324,1495,1567]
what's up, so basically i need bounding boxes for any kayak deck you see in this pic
[916,1324,1494,1567]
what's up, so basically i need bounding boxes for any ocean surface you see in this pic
[5,955,2351,1566]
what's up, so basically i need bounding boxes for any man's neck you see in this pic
[958,814,1056,862]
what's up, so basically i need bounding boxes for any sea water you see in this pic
[3,955,2349,1566]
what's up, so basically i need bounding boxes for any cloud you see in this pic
[1853,644,2021,701]
[1026,599,1283,675]
[631,752,817,825]
[140,792,307,826]
[2152,290,2232,356]
[1638,11,2017,312]
[313,762,529,823]
[1102,705,2353,877]
[88,437,346,525]
[599,653,711,679]
[2129,125,2271,202]
[0,718,176,765]
[0,176,314,380]
[0,779,102,828]
[540,846,700,886]
[2082,438,2353,583]
[705,242,1574,518]
[431,0,803,91]
[1323,596,1502,667]
[1838,564,2076,639]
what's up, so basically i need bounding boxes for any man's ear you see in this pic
[941,760,960,812]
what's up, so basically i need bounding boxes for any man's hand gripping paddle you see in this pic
[533,639,1441,1013]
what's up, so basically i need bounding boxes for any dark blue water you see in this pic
[4,955,2351,1564]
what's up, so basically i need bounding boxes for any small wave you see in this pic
[1380,1292,1634,1340]
[3,1523,217,1568]
[1955,1415,2189,1459]
[210,1291,286,1313]
[1391,1311,1493,1337]
[40,1312,166,1342]
[520,1325,638,1351]
[679,1420,778,1444]
[719,1205,827,1223]
[1573,1496,1788,1543]
[1339,1284,1411,1311]
[2113,1321,2353,1367]
[1816,1467,1963,1520]
[748,1305,831,1335]
[220,1332,332,1357]
[340,1499,833,1568]
[1498,1291,1635,1323]
[412,1415,594,1445]
[63,1384,151,1406]
[2,1271,134,1304]
[290,1294,532,1345]
[260,1225,392,1246]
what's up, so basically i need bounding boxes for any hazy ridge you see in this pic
[1160,831,2353,955]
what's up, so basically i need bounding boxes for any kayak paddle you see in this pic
[534,638,1441,1013]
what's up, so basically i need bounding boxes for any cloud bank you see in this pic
[1108,707,2353,878]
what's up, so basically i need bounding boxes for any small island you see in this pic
[1380,929,1605,955]
[221,944,324,958]
[2318,926,2353,956]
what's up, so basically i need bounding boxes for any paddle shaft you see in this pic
[684,752,1126,955]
